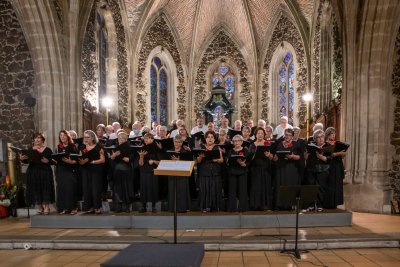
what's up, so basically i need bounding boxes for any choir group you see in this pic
[17,115,348,215]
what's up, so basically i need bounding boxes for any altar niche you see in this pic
[201,84,235,128]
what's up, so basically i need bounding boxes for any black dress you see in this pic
[294,138,307,184]
[274,141,300,210]
[80,143,103,211]
[248,142,273,210]
[112,142,134,212]
[26,147,55,206]
[197,146,222,212]
[326,142,345,208]
[306,143,331,209]
[138,143,159,207]
[227,147,250,212]
[55,143,78,211]
[167,148,191,212]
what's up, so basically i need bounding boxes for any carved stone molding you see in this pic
[81,5,97,109]
[261,15,307,125]
[331,13,343,101]
[312,0,343,116]
[109,0,129,125]
[125,0,146,33]
[390,26,400,199]
[81,1,129,126]
[135,16,186,123]
[193,31,252,122]
[312,2,322,116]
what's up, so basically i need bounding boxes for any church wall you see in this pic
[192,30,252,126]
[0,0,36,146]
[134,16,186,125]
[261,15,307,127]
[390,25,400,202]
[81,0,129,128]
[340,0,400,213]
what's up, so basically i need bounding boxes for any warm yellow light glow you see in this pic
[302,93,313,102]
[102,96,113,109]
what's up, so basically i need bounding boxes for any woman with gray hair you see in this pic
[305,129,331,211]
[325,127,347,208]
[78,130,105,214]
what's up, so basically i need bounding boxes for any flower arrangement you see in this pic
[0,183,18,203]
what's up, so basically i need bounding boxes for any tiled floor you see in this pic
[0,248,399,266]
[0,212,399,266]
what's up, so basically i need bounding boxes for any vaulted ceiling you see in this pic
[124,0,315,65]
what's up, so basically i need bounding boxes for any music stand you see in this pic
[278,185,319,259]
[155,160,195,244]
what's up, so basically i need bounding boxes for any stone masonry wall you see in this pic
[0,0,36,146]
[390,26,400,200]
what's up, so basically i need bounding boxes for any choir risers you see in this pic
[30,210,352,229]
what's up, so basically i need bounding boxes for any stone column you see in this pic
[341,0,400,212]
[10,0,66,149]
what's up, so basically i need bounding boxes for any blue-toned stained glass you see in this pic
[279,65,287,116]
[225,76,234,87]
[213,75,222,87]
[150,65,157,123]
[225,76,234,101]
[288,62,295,113]
[284,52,292,64]
[159,69,168,126]
[219,66,229,76]
[213,106,225,130]
[154,57,162,69]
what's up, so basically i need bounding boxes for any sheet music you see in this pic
[158,161,193,171]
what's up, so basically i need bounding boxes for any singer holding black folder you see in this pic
[325,127,348,208]
[227,135,250,212]
[305,129,331,211]
[166,135,191,212]
[248,127,274,211]
[109,131,134,213]
[54,130,78,215]
[273,128,301,210]
[19,133,54,215]
[78,130,105,214]
[196,131,223,212]
[137,133,160,213]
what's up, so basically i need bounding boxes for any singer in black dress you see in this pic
[20,133,54,215]
[273,128,301,210]
[137,133,160,213]
[55,130,78,215]
[110,131,134,212]
[227,135,250,212]
[248,128,274,210]
[167,135,191,212]
[325,127,347,208]
[196,131,223,212]
[79,130,105,214]
[305,129,331,210]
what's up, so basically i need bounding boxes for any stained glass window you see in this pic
[150,65,157,123]
[150,57,168,124]
[212,64,235,102]
[278,52,295,124]
[213,106,225,129]
[97,12,107,106]
[159,69,168,125]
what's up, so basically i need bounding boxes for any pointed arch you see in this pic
[134,15,186,124]
[146,46,178,126]
[261,15,308,127]
[269,42,299,126]
[192,29,252,124]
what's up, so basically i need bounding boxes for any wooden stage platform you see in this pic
[30,209,352,229]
